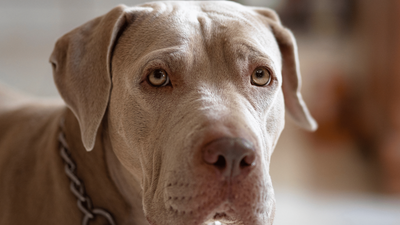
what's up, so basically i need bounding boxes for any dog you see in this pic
[0,1,317,225]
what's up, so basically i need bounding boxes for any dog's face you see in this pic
[50,2,316,225]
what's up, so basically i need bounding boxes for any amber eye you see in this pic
[148,69,169,86]
[251,67,271,86]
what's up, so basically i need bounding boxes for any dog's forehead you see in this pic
[115,1,282,84]
[123,1,281,60]
[137,1,258,20]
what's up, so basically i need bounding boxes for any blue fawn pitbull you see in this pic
[0,1,316,225]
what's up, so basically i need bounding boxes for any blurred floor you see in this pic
[274,188,400,225]
[1,0,399,225]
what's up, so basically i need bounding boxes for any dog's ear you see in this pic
[251,7,317,131]
[50,5,128,151]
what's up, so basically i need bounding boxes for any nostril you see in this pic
[239,155,255,168]
[240,157,250,168]
[214,155,226,169]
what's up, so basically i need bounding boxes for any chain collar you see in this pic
[58,119,117,225]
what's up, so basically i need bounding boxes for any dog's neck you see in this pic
[63,109,148,224]
[103,122,149,225]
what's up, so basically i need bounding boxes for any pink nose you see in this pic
[202,138,256,178]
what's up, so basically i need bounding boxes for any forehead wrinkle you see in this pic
[199,2,258,26]
[138,46,193,75]
[132,3,198,46]
[195,10,272,64]
[229,39,276,68]
[233,40,273,60]
[153,4,202,74]
[197,15,212,45]
[120,9,201,76]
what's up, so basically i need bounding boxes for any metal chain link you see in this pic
[58,122,117,225]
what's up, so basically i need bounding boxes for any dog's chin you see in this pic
[146,202,266,225]
[146,209,237,225]
[145,168,275,225]
[145,189,274,225]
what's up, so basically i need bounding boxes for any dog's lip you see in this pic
[206,202,236,224]
[213,211,230,220]
[208,210,236,224]
[146,203,238,225]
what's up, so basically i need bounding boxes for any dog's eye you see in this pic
[148,69,170,87]
[251,67,271,86]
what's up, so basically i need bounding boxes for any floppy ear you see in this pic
[50,5,128,151]
[252,7,318,131]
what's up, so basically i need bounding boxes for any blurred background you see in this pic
[1,0,399,224]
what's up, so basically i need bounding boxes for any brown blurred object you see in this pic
[309,0,400,194]
[352,0,400,194]
[278,0,355,35]
[277,0,400,194]
[311,71,352,146]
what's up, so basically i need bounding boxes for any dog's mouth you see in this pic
[146,211,234,225]
[208,211,232,225]
[207,204,237,224]
[212,211,237,224]
[213,212,228,220]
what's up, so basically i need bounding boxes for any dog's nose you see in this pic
[202,138,256,178]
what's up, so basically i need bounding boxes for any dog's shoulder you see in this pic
[0,82,66,160]
[0,83,73,224]
[0,82,86,225]
[0,82,29,113]
[0,83,63,127]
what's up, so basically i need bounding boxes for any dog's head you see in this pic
[50,1,316,225]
